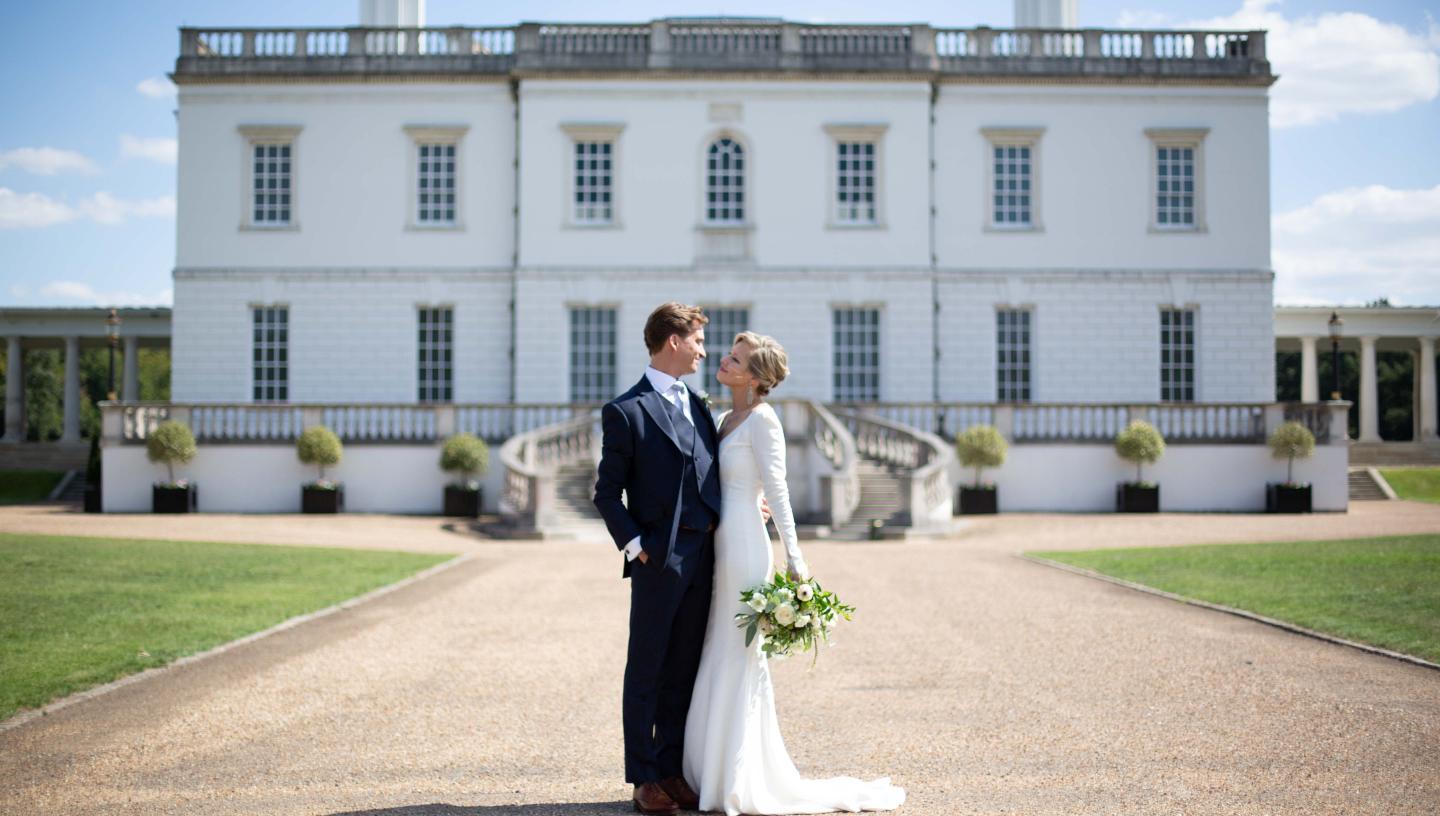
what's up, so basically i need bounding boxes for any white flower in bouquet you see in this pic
[776,587,794,601]
[747,594,767,613]
[794,613,811,629]
[774,603,796,627]
[795,583,814,602]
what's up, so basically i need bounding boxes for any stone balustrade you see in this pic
[847,401,1346,445]
[174,21,1270,82]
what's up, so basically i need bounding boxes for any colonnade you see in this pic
[2,335,143,443]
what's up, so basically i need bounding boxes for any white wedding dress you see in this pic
[682,402,906,815]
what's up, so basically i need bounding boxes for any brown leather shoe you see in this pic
[633,782,679,814]
[658,776,700,810]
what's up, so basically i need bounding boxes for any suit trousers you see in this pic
[622,528,716,784]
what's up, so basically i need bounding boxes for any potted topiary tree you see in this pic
[440,432,489,517]
[147,420,198,513]
[297,425,344,513]
[954,424,1007,515]
[1266,420,1315,513]
[1114,419,1164,513]
[83,433,102,513]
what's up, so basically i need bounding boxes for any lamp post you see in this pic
[105,308,121,401]
[1327,310,1343,401]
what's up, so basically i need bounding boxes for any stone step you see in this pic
[1348,442,1440,466]
[1347,469,1390,501]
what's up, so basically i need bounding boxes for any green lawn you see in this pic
[0,533,455,722]
[1030,534,1440,664]
[1379,467,1440,504]
[0,470,66,504]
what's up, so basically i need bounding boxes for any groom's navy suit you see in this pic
[594,373,722,785]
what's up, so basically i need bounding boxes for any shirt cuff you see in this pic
[623,536,642,561]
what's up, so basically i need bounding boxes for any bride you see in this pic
[682,331,905,815]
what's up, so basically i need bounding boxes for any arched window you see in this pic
[705,138,745,224]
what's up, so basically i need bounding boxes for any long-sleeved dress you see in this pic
[682,401,906,815]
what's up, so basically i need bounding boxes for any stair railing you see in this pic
[834,407,955,531]
[499,410,600,532]
[803,400,861,529]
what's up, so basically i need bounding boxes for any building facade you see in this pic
[169,18,1277,410]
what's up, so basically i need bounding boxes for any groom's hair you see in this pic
[644,302,708,354]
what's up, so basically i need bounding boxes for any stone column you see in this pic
[1299,336,1318,402]
[62,336,81,442]
[1419,336,1437,441]
[123,336,140,401]
[3,336,23,442]
[1358,335,1380,443]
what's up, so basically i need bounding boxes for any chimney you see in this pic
[1014,0,1078,28]
[360,0,425,27]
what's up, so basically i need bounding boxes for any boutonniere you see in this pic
[697,390,715,411]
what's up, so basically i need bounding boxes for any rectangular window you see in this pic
[833,308,881,403]
[416,143,457,225]
[699,307,749,390]
[835,141,876,224]
[569,307,617,402]
[251,142,292,226]
[573,141,614,224]
[1155,145,1196,227]
[991,143,1032,227]
[252,305,288,402]
[1160,308,1196,402]
[996,309,1032,402]
[417,306,453,403]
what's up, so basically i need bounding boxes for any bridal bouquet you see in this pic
[734,572,855,664]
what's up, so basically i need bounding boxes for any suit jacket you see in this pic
[593,374,723,579]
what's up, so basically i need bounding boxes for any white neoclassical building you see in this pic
[5,1,1398,518]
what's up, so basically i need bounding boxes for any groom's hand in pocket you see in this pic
[637,550,650,564]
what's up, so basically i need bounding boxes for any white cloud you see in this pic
[0,146,99,176]
[1121,0,1440,128]
[77,191,176,224]
[136,76,176,99]
[1273,184,1440,306]
[38,281,173,306]
[119,134,177,165]
[0,188,78,228]
[0,187,175,229]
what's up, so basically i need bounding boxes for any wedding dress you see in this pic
[682,401,906,815]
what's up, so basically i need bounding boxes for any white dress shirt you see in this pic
[624,366,696,562]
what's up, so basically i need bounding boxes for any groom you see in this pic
[594,302,721,815]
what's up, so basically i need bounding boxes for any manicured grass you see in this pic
[1030,535,1440,664]
[1379,467,1440,504]
[0,470,66,504]
[0,533,454,722]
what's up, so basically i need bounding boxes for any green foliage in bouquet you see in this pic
[735,572,855,666]
[1114,419,1165,485]
[955,424,1008,488]
[297,425,343,484]
[146,420,196,485]
[439,433,489,488]
[1267,420,1315,485]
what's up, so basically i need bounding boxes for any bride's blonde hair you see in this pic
[733,332,789,397]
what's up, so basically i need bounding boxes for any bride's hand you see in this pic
[759,496,772,523]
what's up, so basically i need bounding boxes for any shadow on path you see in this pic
[327,803,633,816]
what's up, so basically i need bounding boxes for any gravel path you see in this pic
[1,502,1437,815]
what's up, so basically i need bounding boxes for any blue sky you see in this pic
[1,0,1436,308]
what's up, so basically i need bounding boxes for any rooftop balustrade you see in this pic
[174,20,1271,83]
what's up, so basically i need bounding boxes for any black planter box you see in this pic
[1116,483,1159,513]
[153,484,197,513]
[83,484,102,513]
[444,485,483,517]
[1266,483,1312,513]
[958,486,998,515]
[302,485,344,514]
